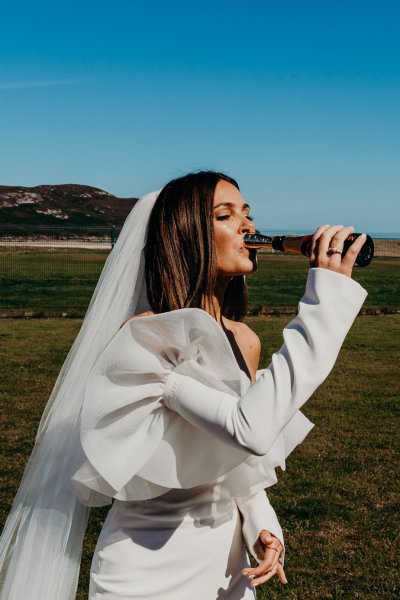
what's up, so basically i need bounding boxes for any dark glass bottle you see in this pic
[244,232,374,267]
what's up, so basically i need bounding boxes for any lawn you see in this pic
[1,247,399,314]
[0,315,398,598]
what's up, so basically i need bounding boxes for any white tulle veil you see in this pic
[0,191,160,600]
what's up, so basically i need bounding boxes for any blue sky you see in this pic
[1,0,399,231]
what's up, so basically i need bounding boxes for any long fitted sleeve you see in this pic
[164,268,367,456]
[235,490,284,564]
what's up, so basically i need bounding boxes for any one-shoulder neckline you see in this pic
[123,308,252,384]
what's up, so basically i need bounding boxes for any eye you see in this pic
[216,214,230,220]
[246,214,254,221]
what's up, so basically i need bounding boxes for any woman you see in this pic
[0,171,367,599]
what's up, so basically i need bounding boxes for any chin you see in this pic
[239,254,258,275]
[240,249,258,274]
[224,262,257,278]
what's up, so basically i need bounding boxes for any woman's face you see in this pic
[213,180,257,277]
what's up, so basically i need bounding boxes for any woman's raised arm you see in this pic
[164,267,367,455]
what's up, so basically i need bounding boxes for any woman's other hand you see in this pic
[242,530,287,588]
[309,225,367,278]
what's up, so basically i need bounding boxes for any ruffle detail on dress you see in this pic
[71,308,313,505]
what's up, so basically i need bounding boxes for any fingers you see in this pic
[277,563,288,584]
[244,547,280,578]
[318,225,354,259]
[309,224,331,265]
[243,538,282,577]
[310,224,366,277]
[341,232,367,271]
[242,538,285,588]
[254,530,272,561]
[247,561,288,588]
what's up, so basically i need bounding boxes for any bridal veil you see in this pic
[0,192,159,600]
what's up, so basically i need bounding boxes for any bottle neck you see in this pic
[243,233,273,249]
[244,233,312,255]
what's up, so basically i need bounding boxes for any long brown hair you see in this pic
[145,171,248,321]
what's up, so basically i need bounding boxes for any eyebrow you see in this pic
[213,202,250,210]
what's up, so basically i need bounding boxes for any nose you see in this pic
[239,215,256,235]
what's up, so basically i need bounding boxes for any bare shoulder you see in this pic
[223,317,261,377]
[120,310,156,329]
[224,318,261,354]
[132,310,156,319]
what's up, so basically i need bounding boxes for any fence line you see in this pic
[1,224,399,239]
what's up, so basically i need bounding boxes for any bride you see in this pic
[0,171,367,599]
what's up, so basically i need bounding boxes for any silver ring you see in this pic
[327,246,343,256]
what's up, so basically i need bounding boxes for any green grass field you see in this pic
[0,316,398,598]
[1,247,399,314]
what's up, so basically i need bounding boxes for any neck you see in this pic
[206,276,232,326]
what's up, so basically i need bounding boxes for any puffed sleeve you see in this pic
[163,268,367,455]
[235,490,285,564]
[71,321,171,505]
[72,267,367,506]
[72,307,253,505]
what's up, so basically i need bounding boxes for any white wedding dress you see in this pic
[88,438,276,599]
[70,268,367,599]
[87,370,283,600]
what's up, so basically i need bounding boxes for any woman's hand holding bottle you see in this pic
[309,225,367,277]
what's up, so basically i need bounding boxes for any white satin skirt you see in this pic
[88,484,255,599]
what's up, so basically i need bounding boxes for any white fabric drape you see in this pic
[0,192,159,600]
